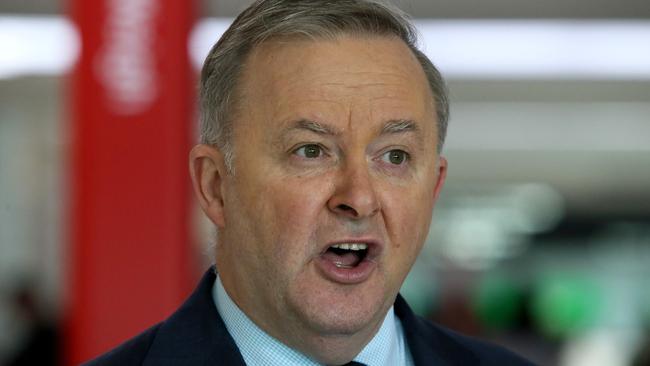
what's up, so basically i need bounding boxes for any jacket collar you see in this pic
[143,268,246,366]
[395,294,478,365]
[144,268,477,366]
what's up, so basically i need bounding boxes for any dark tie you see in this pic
[343,362,366,366]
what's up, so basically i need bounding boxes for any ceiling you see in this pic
[2,0,650,18]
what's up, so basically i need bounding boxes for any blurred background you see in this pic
[1,0,649,365]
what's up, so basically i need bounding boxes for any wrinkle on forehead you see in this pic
[237,35,437,144]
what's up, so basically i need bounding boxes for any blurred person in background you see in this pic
[633,325,650,366]
[5,282,59,366]
[85,0,534,365]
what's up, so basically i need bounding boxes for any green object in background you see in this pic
[473,275,523,331]
[531,273,601,338]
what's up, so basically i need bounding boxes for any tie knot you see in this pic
[343,362,366,366]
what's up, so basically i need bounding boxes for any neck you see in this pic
[215,259,389,365]
[284,319,384,365]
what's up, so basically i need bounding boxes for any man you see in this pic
[86,0,534,365]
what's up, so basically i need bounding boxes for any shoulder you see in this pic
[425,321,536,365]
[79,269,245,366]
[395,295,536,365]
[81,324,162,366]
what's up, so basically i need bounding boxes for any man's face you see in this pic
[215,35,446,349]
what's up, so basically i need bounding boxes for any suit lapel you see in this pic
[143,269,246,366]
[395,294,478,366]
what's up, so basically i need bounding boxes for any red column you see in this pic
[66,0,196,363]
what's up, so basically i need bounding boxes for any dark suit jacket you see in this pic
[84,269,535,365]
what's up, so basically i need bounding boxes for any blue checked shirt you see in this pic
[213,275,414,366]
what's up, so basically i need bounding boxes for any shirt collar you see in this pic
[212,274,411,366]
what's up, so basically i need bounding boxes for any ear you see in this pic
[189,144,228,228]
[432,156,448,201]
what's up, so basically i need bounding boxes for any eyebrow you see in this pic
[381,119,419,135]
[282,118,420,139]
[284,119,341,136]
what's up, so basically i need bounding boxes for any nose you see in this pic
[327,160,381,219]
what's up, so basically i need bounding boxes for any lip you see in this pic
[315,238,383,285]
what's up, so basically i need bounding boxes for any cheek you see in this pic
[269,173,332,212]
[265,178,332,242]
[382,185,435,251]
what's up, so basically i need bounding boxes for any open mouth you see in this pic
[321,243,369,269]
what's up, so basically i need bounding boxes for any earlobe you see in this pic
[189,144,227,228]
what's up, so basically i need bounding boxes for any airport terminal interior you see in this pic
[1,0,649,365]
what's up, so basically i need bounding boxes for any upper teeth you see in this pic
[331,243,368,251]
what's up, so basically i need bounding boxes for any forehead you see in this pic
[237,35,435,136]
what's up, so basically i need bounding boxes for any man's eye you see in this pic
[382,149,409,165]
[295,144,323,158]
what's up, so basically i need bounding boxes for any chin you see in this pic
[290,285,390,337]
[303,307,379,336]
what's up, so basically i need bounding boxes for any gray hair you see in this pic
[199,0,449,170]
